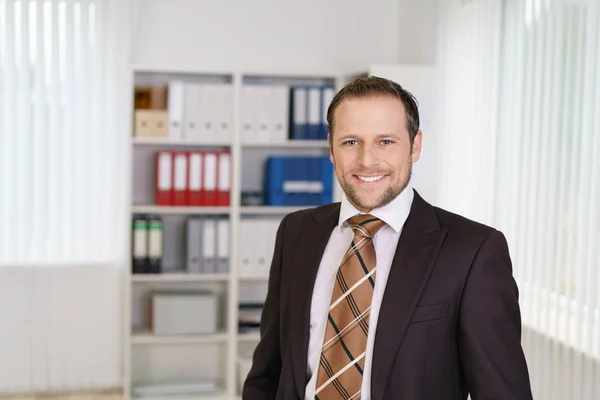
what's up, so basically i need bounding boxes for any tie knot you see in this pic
[347,214,387,239]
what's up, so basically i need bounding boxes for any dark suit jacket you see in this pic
[242,190,533,400]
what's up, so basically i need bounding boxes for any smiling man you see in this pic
[242,77,533,400]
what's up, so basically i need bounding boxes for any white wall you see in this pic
[398,0,440,65]
[0,1,442,395]
[132,0,439,71]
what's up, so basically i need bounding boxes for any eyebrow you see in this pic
[336,133,403,140]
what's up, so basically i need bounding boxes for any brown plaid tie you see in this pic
[315,214,387,400]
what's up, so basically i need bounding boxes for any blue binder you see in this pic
[285,157,307,205]
[307,87,321,140]
[320,86,335,140]
[320,156,334,204]
[264,157,286,206]
[307,157,321,205]
[290,87,307,140]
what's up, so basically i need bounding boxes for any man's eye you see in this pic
[344,140,357,146]
[381,140,393,145]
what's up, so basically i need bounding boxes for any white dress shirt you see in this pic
[304,184,415,400]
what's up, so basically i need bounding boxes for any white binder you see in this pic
[202,218,217,273]
[322,87,335,137]
[271,85,289,143]
[167,80,185,140]
[217,218,229,274]
[256,86,271,143]
[241,85,257,143]
[239,219,253,277]
[186,218,203,274]
[212,84,232,143]
[308,87,321,139]
[184,83,202,140]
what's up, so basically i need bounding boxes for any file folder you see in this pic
[272,85,290,142]
[320,156,334,204]
[168,81,185,140]
[217,152,231,206]
[321,86,335,140]
[307,87,321,140]
[173,152,188,206]
[241,85,257,143]
[256,86,270,143]
[239,219,253,277]
[132,216,149,274]
[217,218,229,274]
[135,110,168,138]
[264,157,286,206]
[188,152,203,206]
[134,110,153,138]
[203,217,217,273]
[186,218,204,274]
[308,157,322,205]
[184,83,202,140]
[148,216,163,274]
[290,87,307,140]
[155,151,173,206]
[204,152,218,205]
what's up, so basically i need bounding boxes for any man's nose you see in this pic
[357,145,377,168]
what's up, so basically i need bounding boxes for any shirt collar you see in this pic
[338,182,414,233]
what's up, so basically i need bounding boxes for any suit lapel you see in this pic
[289,204,340,400]
[370,191,447,400]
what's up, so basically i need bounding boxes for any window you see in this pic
[0,0,133,267]
[495,0,599,357]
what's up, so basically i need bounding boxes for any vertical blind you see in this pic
[494,0,600,398]
[439,0,599,398]
[0,0,139,393]
[0,0,136,267]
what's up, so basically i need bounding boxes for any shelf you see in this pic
[240,206,311,215]
[237,332,261,342]
[132,64,235,76]
[132,205,231,215]
[132,392,230,400]
[131,330,229,345]
[238,275,269,282]
[133,137,232,147]
[132,273,229,283]
[242,140,329,149]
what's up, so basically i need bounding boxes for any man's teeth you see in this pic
[358,175,384,182]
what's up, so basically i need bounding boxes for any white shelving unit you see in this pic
[132,331,230,346]
[131,205,231,215]
[241,140,329,149]
[131,273,229,283]
[124,65,361,400]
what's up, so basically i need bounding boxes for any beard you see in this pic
[340,159,413,212]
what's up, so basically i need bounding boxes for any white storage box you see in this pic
[150,292,218,335]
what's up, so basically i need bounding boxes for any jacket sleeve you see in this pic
[458,229,534,399]
[242,214,290,400]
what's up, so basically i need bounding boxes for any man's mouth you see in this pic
[354,174,387,183]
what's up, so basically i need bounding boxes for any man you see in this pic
[242,77,533,399]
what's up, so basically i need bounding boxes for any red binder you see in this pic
[155,151,173,206]
[172,151,188,206]
[217,151,231,206]
[203,152,218,206]
[188,151,204,206]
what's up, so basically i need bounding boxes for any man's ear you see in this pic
[328,133,334,164]
[411,130,423,163]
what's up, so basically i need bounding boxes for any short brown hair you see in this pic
[327,76,420,143]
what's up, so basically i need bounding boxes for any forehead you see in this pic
[334,95,408,133]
